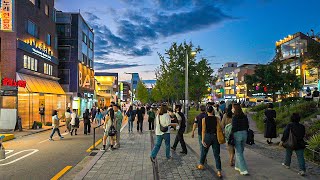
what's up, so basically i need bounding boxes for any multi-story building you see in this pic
[56,12,94,116]
[0,0,66,130]
[234,64,257,101]
[95,73,118,108]
[275,32,320,96]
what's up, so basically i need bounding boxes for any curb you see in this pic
[0,134,14,142]
[149,131,160,180]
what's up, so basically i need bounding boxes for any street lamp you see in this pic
[125,72,135,104]
[185,50,197,122]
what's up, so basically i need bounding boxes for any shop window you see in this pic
[29,0,35,5]
[23,55,38,72]
[230,80,235,86]
[44,63,53,75]
[46,33,51,46]
[45,4,49,16]
[27,20,39,38]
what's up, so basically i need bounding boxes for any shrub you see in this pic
[308,133,320,152]
[251,104,268,112]
[45,122,52,126]
[306,121,320,138]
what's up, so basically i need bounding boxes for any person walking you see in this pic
[171,105,188,154]
[192,105,207,154]
[148,107,156,131]
[39,104,45,124]
[280,113,307,176]
[91,106,97,123]
[65,109,72,133]
[70,109,79,136]
[136,105,144,133]
[95,109,103,126]
[150,104,176,162]
[221,104,235,167]
[312,87,320,107]
[264,103,277,144]
[100,110,116,151]
[197,106,223,178]
[113,104,123,148]
[232,103,249,175]
[126,105,134,133]
[49,110,64,141]
[83,109,91,135]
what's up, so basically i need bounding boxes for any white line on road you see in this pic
[38,132,69,144]
[4,150,14,154]
[0,149,39,166]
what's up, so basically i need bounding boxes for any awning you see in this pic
[17,73,65,94]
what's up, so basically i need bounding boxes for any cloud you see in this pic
[94,62,143,70]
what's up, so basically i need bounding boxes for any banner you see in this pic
[0,0,14,31]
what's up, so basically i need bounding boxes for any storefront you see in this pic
[17,73,66,128]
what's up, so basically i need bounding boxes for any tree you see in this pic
[155,42,214,103]
[136,81,149,104]
[245,62,302,102]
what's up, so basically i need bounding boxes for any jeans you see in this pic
[137,120,143,132]
[84,122,91,134]
[199,133,221,171]
[234,130,248,172]
[50,128,62,138]
[172,129,187,153]
[149,120,154,130]
[97,119,101,126]
[284,148,306,171]
[198,134,204,153]
[150,133,171,158]
[116,131,120,146]
[128,120,134,132]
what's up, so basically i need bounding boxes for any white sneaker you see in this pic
[298,171,306,176]
[282,163,290,169]
[235,167,240,172]
[240,171,249,175]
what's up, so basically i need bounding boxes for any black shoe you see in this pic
[180,151,187,155]
[171,147,176,151]
[150,157,156,163]
[70,133,73,136]
[75,133,78,135]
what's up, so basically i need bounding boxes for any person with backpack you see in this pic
[100,109,116,151]
[148,107,156,131]
[264,103,277,144]
[49,110,64,141]
[280,113,307,176]
[83,109,91,135]
[65,109,72,133]
[221,104,235,167]
[70,109,79,136]
[197,106,223,178]
[150,104,177,162]
[232,103,249,176]
[171,105,187,154]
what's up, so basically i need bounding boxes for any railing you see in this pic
[305,147,320,164]
[91,123,104,151]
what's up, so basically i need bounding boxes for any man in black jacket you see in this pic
[171,105,187,154]
[136,105,145,133]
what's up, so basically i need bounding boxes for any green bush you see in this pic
[281,97,303,103]
[36,122,43,129]
[308,133,320,151]
[251,104,268,112]
[306,121,320,138]
[45,122,52,126]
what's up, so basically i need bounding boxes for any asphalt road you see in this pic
[0,122,105,180]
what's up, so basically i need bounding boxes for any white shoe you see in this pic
[298,171,306,176]
[240,171,249,175]
[235,167,240,172]
[282,163,290,169]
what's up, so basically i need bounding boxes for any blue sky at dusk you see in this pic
[56,0,320,81]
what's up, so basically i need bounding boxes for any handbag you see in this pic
[159,115,169,132]
[282,128,298,150]
[246,129,255,145]
[216,118,226,144]
[108,119,117,136]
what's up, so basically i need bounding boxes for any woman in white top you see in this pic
[150,104,176,162]
[70,109,79,136]
[49,110,64,141]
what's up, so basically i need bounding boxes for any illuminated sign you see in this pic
[0,0,14,31]
[32,48,52,61]
[2,77,26,88]
[276,35,294,46]
[79,64,94,90]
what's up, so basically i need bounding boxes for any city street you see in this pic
[0,123,104,180]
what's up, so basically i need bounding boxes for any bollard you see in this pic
[91,123,104,151]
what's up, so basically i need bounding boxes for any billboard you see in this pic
[0,0,14,31]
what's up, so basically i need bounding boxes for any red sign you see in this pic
[2,78,26,88]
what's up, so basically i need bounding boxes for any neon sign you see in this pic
[2,78,26,88]
[0,0,14,31]
[32,48,52,61]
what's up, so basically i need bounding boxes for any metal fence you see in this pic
[305,147,320,164]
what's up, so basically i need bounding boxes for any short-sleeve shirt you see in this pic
[155,113,171,135]
[194,112,207,135]
[114,110,123,131]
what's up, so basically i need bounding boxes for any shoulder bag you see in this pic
[282,128,298,150]
[159,115,169,132]
[108,118,117,136]
[216,117,226,144]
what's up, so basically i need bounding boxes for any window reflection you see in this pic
[281,37,307,59]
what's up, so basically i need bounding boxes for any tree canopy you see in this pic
[136,81,149,104]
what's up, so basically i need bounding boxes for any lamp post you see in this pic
[125,72,135,104]
[185,51,197,123]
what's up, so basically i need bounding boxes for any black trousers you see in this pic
[149,120,154,130]
[84,122,91,134]
[173,129,187,153]
[137,120,143,132]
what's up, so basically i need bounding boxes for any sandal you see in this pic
[217,171,222,178]
[196,164,204,170]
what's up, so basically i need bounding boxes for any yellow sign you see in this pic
[276,35,294,46]
[0,0,13,31]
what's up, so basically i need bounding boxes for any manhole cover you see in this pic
[89,152,97,156]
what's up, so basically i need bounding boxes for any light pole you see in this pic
[185,51,197,123]
[125,72,135,104]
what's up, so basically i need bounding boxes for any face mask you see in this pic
[232,109,235,113]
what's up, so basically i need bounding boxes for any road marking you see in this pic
[4,150,14,154]
[0,149,39,166]
[51,165,72,180]
[86,138,102,152]
[38,132,69,144]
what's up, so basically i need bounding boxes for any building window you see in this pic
[29,0,35,5]
[45,4,49,16]
[58,46,70,61]
[52,8,56,22]
[27,20,39,38]
[46,34,51,46]
[44,63,53,75]
[82,32,87,44]
[89,41,93,50]
[23,55,38,71]
[57,24,70,37]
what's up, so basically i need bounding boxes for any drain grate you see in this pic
[89,152,97,156]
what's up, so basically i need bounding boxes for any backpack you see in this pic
[246,129,255,145]
[108,119,117,136]
[149,111,155,119]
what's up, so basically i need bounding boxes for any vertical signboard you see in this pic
[0,0,14,31]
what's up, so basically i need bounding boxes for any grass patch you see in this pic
[187,108,200,133]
